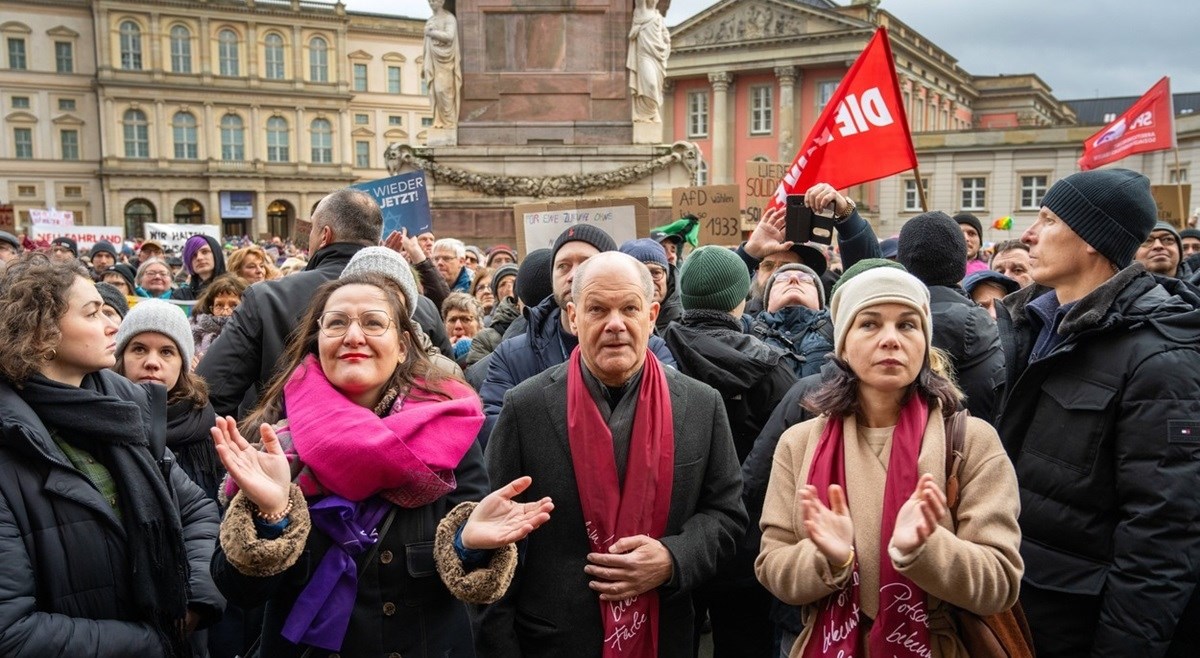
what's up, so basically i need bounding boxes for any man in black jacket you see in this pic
[995,168,1200,657]
[897,210,1005,423]
[198,188,449,417]
[661,245,794,657]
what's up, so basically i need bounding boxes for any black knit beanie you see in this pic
[1180,228,1200,241]
[491,264,519,300]
[1040,168,1157,268]
[515,248,554,307]
[953,212,983,238]
[551,224,617,265]
[898,211,967,287]
[95,282,130,318]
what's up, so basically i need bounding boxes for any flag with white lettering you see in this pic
[767,27,916,211]
[1078,76,1175,171]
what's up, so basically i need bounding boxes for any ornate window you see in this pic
[119,21,141,70]
[309,37,328,82]
[267,116,289,162]
[264,33,285,79]
[170,25,191,73]
[220,114,245,160]
[311,118,332,163]
[218,29,239,76]
[123,109,150,158]
[172,111,198,159]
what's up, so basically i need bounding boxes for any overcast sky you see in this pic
[349,0,1200,100]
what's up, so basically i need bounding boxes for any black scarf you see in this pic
[167,400,222,501]
[19,372,190,657]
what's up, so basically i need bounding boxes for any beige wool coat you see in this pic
[755,405,1023,658]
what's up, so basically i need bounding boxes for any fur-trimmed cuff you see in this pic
[219,485,311,577]
[434,501,518,604]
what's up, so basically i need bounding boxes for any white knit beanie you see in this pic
[828,266,932,359]
[340,246,419,319]
[115,299,195,371]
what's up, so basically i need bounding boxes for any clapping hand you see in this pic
[891,474,947,555]
[384,228,427,264]
[745,205,794,259]
[460,476,554,550]
[798,483,855,568]
[211,416,292,517]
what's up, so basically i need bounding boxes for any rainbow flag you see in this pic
[993,216,1013,230]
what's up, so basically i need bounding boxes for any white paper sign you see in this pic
[143,222,221,250]
[31,224,123,249]
[29,209,75,227]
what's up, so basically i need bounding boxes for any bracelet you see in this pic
[834,549,855,572]
[255,497,293,523]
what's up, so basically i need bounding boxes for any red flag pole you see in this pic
[911,164,929,212]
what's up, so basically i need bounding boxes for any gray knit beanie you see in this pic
[491,264,519,300]
[1041,168,1158,268]
[116,299,194,371]
[763,263,826,310]
[340,246,419,319]
[679,246,750,312]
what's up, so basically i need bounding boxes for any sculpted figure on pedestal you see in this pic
[423,0,461,129]
[627,0,671,123]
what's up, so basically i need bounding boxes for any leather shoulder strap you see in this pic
[943,409,969,524]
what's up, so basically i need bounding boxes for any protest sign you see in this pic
[31,224,124,249]
[144,222,221,250]
[29,209,74,227]
[513,198,649,255]
[743,161,789,231]
[353,171,432,238]
[1150,184,1192,228]
[672,185,741,246]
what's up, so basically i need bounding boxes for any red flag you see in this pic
[767,27,916,211]
[1078,76,1175,170]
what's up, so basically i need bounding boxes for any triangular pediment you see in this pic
[47,25,80,38]
[671,0,868,49]
[52,113,84,125]
[351,126,375,137]
[347,49,373,60]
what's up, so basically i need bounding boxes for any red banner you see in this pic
[1078,76,1175,171]
[767,27,917,211]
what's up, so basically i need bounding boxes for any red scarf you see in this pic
[566,348,674,658]
[804,395,932,658]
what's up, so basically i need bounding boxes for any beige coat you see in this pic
[755,406,1022,658]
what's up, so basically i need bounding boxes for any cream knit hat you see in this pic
[828,266,932,359]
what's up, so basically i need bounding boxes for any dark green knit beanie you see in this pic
[679,246,750,312]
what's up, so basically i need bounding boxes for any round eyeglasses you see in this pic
[318,310,394,337]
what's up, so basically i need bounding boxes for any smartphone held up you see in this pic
[784,195,836,246]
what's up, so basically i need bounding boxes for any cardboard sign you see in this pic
[743,161,789,231]
[513,197,649,255]
[0,204,13,233]
[144,222,221,250]
[1150,184,1192,228]
[672,185,741,246]
[29,209,74,227]
[31,224,124,249]
[353,171,432,238]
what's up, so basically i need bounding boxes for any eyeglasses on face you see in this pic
[318,310,394,337]
[646,265,667,281]
[142,270,171,279]
[1142,234,1177,248]
[776,271,815,285]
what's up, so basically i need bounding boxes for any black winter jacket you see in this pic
[198,244,452,417]
[928,285,1004,423]
[995,265,1200,657]
[476,295,677,446]
[0,374,224,656]
[212,442,490,658]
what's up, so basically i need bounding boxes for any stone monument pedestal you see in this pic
[632,121,664,145]
[426,127,458,147]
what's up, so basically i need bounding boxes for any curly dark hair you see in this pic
[0,252,91,384]
[193,273,247,316]
[240,272,458,435]
[804,347,963,420]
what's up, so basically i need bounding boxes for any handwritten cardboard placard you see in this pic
[672,185,741,246]
[1150,184,1192,228]
[743,161,789,231]
[353,170,432,238]
[513,197,649,256]
[30,209,74,227]
[31,224,124,249]
[144,222,221,250]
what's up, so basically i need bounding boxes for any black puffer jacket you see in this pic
[928,285,1004,423]
[0,374,223,656]
[661,309,796,462]
[995,265,1200,656]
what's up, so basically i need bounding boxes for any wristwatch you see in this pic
[833,197,856,221]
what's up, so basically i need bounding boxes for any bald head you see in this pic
[311,188,384,247]
[567,252,659,386]
[571,251,654,304]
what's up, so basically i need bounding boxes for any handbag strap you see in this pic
[942,409,969,527]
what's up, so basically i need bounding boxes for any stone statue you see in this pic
[627,0,671,123]
[422,0,461,129]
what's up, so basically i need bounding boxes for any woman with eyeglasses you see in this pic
[191,273,248,366]
[135,257,177,299]
[211,272,553,658]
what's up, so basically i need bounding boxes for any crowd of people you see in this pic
[0,168,1198,658]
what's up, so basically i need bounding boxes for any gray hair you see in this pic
[135,257,172,286]
[432,237,466,259]
[312,188,383,246]
[571,251,654,304]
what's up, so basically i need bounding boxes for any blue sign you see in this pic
[353,171,433,237]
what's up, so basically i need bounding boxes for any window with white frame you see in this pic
[220,114,244,160]
[687,90,708,138]
[173,112,198,159]
[1170,167,1189,184]
[387,66,401,94]
[311,118,333,163]
[59,98,76,111]
[421,116,433,127]
[119,21,141,70]
[355,141,370,168]
[11,96,29,109]
[7,37,25,70]
[266,116,289,162]
[697,159,709,186]
[55,41,73,73]
[309,37,328,82]
[960,177,986,211]
[817,80,839,114]
[218,29,239,76]
[1019,175,1049,210]
[60,129,79,160]
[14,128,32,159]
[170,25,191,73]
[388,115,402,126]
[904,178,927,212]
[264,33,285,79]
[354,113,369,125]
[353,63,368,92]
[123,109,149,158]
[750,85,773,135]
